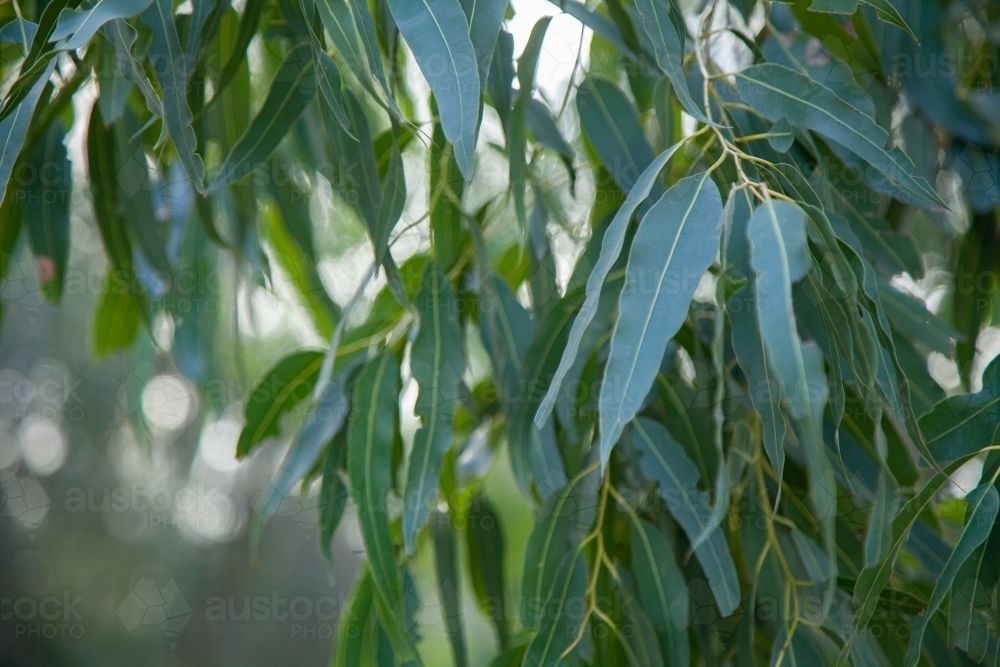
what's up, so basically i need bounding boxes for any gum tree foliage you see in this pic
[2,0,1000,664]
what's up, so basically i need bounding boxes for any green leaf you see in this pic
[347,350,403,606]
[488,645,528,667]
[735,63,945,210]
[509,17,550,228]
[207,42,317,192]
[0,61,55,209]
[575,76,657,194]
[508,288,577,500]
[861,0,917,42]
[621,599,666,667]
[92,273,143,357]
[525,99,575,191]
[388,0,480,180]
[0,0,67,123]
[807,0,857,13]
[748,198,836,599]
[347,0,401,116]
[598,171,723,464]
[104,19,163,119]
[633,418,741,616]
[22,123,71,301]
[375,145,406,261]
[318,430,349,564]
[536,137,689,429]
[86,104,135,282]
[634,0,712,124]
[460,0,508,136]
[520,466,597,628]
[236,350,324,458]
[316,0,369,93]
[921,356,1000,465]
[726,187,787,481]
[431,509,469,667]
[52,0,151,51]
[521,550,588,667]
[747,199,812,419]
[904,484,1000,667]
[334,566,376,667]
[252,359,356,550]
[403,264,464,554]
[430,107,464,272]
[840,452,985,665]
[144,0,205,191]
[466,493,508,648]
[630,517,690,667]
[213,0,264,102]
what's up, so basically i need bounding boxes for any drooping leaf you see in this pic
[0,62,56,209]
[509,17,550,228]
[735,63,945,210]
[236,350,324,458]
[347,0,401,115]
[840,452,986,664]
[575,76,657,194]
[633,418,741,616]
[521,550,589,667]
[630,517,690,667]
[598,171,723,464]
[466,493,508,648]
[143,0,205,191]
[920,356,1000,465]
[634,0,712,124]
[387,0,480,180]
[431,509,469,667]
[403,264,464,554]
[52,0,152,52]
[904,484,999,667]
[22,122,71,301]
[536,137,689,428]
[318,430,349,564]
[347,350,402,606]
[252,359,356,548]
[520,465,598,628]
[92,274,143,357]
[208,42,317,193]
[726,187,787,481]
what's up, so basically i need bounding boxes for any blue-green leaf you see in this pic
[403,264,464,554]
[388,0,480,180]
[207,42,317,193]
[0,62,55,209]
[633,418,741,616]
[521,550,588,667]
[536,137,689,428]
[735,63,945,210]
[348,350,402,607]
[904,484,999,667]
[509,18,550,228]
[634,0,712,124]
[252,360,356,548]
[630,517,690,667]
[52,0,151,51]
[236,350,324,458]
[144,0,205,191]
[598,172,723,464]
[921,356,1000,465]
